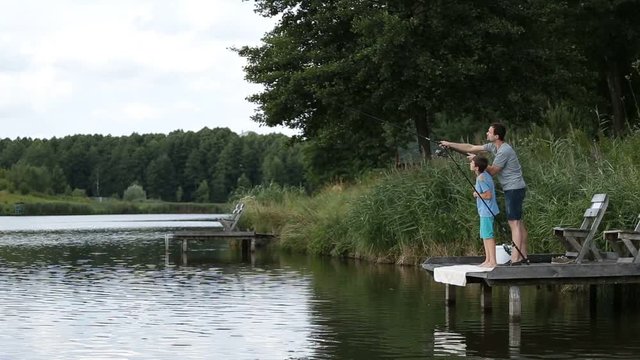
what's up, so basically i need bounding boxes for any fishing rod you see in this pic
[349,107,529,265]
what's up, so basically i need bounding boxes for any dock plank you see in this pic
[422,255,640,286]
[172,230,275,239]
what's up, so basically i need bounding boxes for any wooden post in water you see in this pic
[165,234,170,266]
[481,283,492,312]
[613,284,623,312]
[181,239,189,266]
[589,284,598,315]
[445,284,457,305]
[509,286,521,321]
[241,239,251,261]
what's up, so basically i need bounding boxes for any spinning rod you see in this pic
[350,107,529,265]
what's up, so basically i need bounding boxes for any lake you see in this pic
[0,214,638,359]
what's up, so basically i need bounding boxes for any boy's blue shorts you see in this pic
[480,217,494,240]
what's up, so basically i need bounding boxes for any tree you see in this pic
[176,186,184,202]
[194,180,210,203]
[210,172,227,203]
[183,148,206,202]
[50,165,68,194]
[145,154,177,200]
[236,173,252,191]
[123,183,146,202]
[6,163,52,194]
[568,0,640,135]
[238,0,586,180]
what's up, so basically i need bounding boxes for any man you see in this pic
[439,123,528,265]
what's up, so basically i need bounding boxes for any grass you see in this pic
[239,127,640,265]
[0,191,226,215]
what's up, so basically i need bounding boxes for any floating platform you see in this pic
[422,254,640,287]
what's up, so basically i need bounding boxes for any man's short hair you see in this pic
[474,156,489,173]
[490,123,506,141]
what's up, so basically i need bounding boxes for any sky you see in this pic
[0,0,297,140]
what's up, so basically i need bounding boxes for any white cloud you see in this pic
[122,102,162,122]
[0,0,295,139]
[0,66,73,111]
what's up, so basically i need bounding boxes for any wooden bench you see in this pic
[604,214,640,263]
[553,193,608,263]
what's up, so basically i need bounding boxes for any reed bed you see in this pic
[240,128,640,264]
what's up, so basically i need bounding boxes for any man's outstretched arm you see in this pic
[439,141,485,154]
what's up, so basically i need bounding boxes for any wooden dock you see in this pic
[172,230,275,240]
[422,254,640,319]
[165,229,276,265]
[422,254,640,286]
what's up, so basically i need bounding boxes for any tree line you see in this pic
[0,128,306,202]
[237,0,640,183]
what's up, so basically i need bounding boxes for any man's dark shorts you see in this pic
[504,188,526,221]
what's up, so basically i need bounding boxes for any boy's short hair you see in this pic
[474,156,489,173]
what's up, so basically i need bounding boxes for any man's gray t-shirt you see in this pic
[483,143,526,190]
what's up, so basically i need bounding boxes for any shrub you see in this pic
[123,184,146,202]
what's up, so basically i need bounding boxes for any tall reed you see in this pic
[242,128,640,264]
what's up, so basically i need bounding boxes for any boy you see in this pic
[471,156,500,268]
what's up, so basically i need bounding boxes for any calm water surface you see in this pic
[0,215,638,359]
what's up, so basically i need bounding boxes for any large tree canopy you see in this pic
[237,0,590,180]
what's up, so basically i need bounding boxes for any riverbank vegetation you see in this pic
[0,130,306,204]
[238,127,640,264]
[0,191,225,216]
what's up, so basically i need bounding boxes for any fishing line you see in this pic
[349,107,529,264]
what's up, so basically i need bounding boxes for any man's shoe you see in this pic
[551,255,574,264]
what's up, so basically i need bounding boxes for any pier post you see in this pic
[165,234,170,266]
[445,284,457,306]
[181,239,189,266]
[241,239,251,261]
[481,283,492,312]
[509,286,521,321]
[589,284,598,315]
[613,284,623,312]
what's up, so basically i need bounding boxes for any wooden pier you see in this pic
[422,254,640,286]
[422,254,640,320]
[165,229,276,265]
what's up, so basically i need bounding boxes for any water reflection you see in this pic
[0,216,639,359]
[0,230,316,360]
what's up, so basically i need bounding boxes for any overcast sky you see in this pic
[0,0,296,140]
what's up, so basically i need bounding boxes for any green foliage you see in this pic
[238,0,596,180]
[236,173,252,191]
[176,186,184,202]
[194,180,210,203]
[6,163,52,194]
[0,178,10,191]
[122,184,146,202]
[145,153,176,200]
[0,190,226,216]
[244,129,640,263]
[71,188,86,197]
[0,128,308,203]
